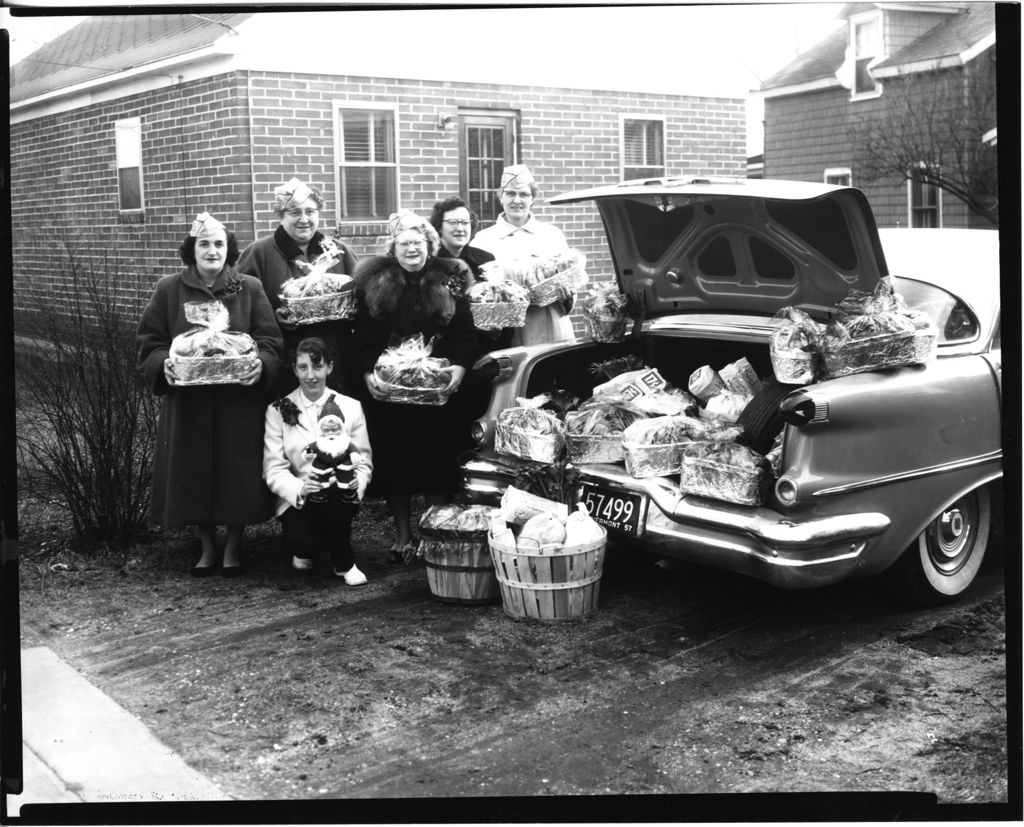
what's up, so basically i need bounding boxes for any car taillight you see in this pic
[473,355,515,384]
[780,391,829,427]
[775,476,799,505]
[470,421,487,445]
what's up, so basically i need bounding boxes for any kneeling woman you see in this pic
[263,338,373,584]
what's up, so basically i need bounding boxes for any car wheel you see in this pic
[888,486,992,606]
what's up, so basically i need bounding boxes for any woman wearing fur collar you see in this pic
[352,211,479,560]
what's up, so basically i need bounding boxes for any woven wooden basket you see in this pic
[419,536,500,605]
[488,531,606,621]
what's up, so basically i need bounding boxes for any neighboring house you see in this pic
[758,2,997,229]
[9,12,746,335]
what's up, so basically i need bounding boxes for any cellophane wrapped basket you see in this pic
[467,277,530,331]
[819,318,917,380]
[621,415,707,479]
[820,277,932,379]
[372,334,455,406]
[277,238,356,324]
[525,251,588,307]
[563,400,645,465]
[770,307,823,385]
[278,286,356,325]
[582,284,630,343]
[494,406,565,463]
[679,441,773,507]
[170,301,260,386]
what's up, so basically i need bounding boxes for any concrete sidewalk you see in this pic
[6,646,231,816]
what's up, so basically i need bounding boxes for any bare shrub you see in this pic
[15,243,158,550]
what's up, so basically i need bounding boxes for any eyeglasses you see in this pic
[442,219,471,228]
[285,208,319,218]
[396,239,426,248]
[502,190,533,200]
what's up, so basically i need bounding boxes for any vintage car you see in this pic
[459,178,1002,605]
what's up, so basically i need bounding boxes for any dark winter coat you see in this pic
[236,227,359,395]
[351,255,479,496]
[136,265,283,528]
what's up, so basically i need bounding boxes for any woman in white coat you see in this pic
[471,164,575,346]
[263,337,373,584]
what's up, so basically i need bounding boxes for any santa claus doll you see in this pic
[303,396,363,504]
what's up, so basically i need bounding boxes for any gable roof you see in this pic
[873,1,995,74]
[760,2,995,95]
[10,13,253,104]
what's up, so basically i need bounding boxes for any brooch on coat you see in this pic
[273,397,301,427]
[222,274,245,301]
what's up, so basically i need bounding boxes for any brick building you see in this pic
[9,11,746,334]
[758,2,998,229]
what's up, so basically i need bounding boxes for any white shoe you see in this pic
[291,556,314,571]
[336,564,367,586]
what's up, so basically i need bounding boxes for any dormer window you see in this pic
[851,11,883,99]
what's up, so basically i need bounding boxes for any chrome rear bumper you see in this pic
[460,453,891,589]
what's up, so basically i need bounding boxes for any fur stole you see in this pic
[354,255,469,322]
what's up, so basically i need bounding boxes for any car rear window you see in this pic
[895,277,980,343]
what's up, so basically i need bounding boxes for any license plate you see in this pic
[578,482,647,537]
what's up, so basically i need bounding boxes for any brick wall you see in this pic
[11,69,745,338]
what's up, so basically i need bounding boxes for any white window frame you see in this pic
[620,114,666,181]
[850,10,884,101]
[907,175,943,228]
[114,116,144,215]
[824,167,852,186]
[333,101,400,222]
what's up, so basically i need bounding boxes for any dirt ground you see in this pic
[15,498,1013,817]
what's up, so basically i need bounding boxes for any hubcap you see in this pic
[926,499,976,575]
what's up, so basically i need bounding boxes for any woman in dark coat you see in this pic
[236,177,359,396]
[429,195,511,445]
[137,212,283,577]
[352,210,479,559]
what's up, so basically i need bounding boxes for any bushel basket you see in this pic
[489,531,606,621]
[419,536,500,605]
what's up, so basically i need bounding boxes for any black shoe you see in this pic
[190,563,220,578]
[221,565,245,579]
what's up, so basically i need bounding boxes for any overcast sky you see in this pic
[3,3,846,155]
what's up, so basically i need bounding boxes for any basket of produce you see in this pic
[372,334,455,406]
[466,278,530,331]
[564,399,645,465]
[679,440,773,507]
[582,284,630,343]
[169,301,260,386]
[819,313,917,380]
[488,505,607,621]
[770,307,823,385]
[621,415,707,479]
[418,504,501,605]
[523,251,588,307]
[494,405,566,464]
[276,237,356,325]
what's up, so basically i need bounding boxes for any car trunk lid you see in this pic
[549,177,888,320]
